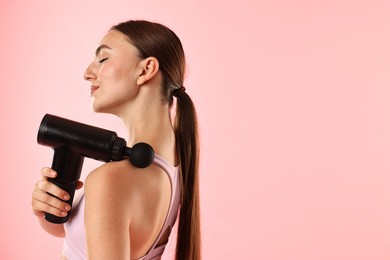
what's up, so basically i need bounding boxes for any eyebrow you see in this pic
[95,44,112,56]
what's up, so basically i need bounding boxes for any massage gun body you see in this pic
[37,114,154,223]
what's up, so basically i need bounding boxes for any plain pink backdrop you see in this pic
[1,0,390,259]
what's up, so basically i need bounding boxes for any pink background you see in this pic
[1,0,390,259]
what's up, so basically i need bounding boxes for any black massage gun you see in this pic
[37,114,155,224]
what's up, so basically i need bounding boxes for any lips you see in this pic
[90,86,99,95]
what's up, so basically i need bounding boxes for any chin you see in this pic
[91,101,105,113]
[91,106,107,114]
[91,103,118,116]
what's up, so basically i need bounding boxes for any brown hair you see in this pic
[111,20,201,260]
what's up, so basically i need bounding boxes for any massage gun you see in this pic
[37,114,155,224]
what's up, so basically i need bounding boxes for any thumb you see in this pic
[75,181,84,190]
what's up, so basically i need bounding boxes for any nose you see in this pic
[84,63,96,81]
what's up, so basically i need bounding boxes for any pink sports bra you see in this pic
[61,154,181,260]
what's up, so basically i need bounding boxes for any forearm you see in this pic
[37,215,65,237]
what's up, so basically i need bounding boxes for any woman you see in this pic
[31,20,201,260]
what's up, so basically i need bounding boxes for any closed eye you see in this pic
[99,58,108,63]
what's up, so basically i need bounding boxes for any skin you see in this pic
[31,30,176,259]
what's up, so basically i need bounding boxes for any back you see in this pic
[62,154,180,260]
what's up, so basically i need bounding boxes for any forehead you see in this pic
[97,30,138,55]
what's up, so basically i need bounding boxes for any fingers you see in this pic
[31,167,72,218]
[36,178,70,201]
[41,167,57,178]
[32,187,71,218]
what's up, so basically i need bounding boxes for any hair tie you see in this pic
[173,86,186,97]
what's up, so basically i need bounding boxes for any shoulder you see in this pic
[85,159,168,194]
[85,159,137,194]
[84,159,170,217]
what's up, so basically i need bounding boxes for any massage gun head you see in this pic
[124,142,155,168]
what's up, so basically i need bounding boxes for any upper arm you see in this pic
[84,163,134,260]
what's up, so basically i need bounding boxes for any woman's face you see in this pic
[84,30,142,114]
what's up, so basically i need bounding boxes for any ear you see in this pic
[137,57,159,85]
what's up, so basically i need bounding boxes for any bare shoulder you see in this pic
[84,159,171,217]
[85,159,169,193]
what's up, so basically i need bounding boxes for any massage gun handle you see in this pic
[45,178,78,224]
[44,146,84,224]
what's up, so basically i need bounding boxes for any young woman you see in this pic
[31,20,201,260]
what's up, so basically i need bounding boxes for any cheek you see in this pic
[99,64,134,85]
[96,65,137,105]
[97,64,116,82]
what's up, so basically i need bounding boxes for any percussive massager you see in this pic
[37,114,155,224]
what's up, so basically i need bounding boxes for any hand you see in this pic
[31,167,84,218]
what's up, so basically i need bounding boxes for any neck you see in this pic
[115,89,176,163]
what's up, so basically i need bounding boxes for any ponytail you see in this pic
[174,92,201,260]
